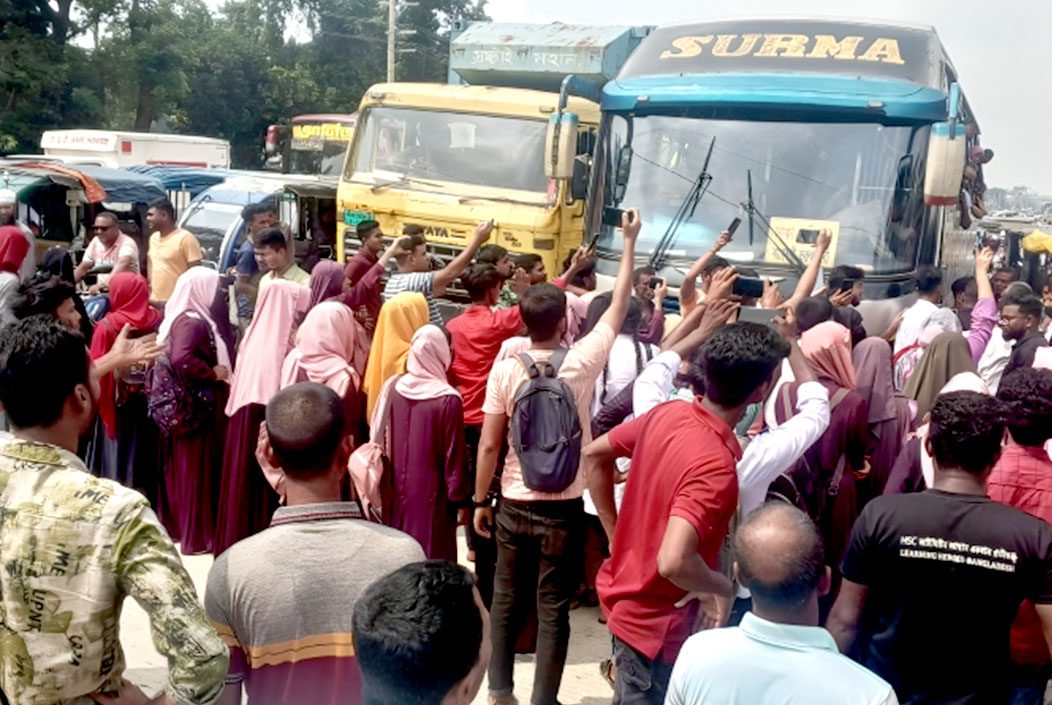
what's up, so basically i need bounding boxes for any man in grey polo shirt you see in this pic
[666,503,897,705]
[205,383,424,705]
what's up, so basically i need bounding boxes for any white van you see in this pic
[40,129,230,169]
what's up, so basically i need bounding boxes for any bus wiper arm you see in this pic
[743,168,807,275]
[649,137,716,270]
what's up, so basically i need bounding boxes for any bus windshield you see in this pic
[347,106,550,194]
[597,114,930,274]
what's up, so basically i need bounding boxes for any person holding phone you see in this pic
[825,265,868,347]
[632,266,667,345]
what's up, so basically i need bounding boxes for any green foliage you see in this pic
[0,0,489,166]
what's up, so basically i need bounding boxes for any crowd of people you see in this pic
[1,192,1052,705]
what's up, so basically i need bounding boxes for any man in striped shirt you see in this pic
[383,220,493,325]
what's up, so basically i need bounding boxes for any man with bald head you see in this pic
[666,503,897,705]
[204,382,424,705]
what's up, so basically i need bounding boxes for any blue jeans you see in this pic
[1007,665,1050,705]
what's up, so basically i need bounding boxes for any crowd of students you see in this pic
[2,200,1052,705]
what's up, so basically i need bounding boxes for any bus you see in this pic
[583,18,979,332]
[265,114,357,176]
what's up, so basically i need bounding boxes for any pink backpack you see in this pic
[347,377,398,522]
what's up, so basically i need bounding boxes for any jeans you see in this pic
[488,497,583,705]
[612,636,674,705]
[1007,664,1051,705]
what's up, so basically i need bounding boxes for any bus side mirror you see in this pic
[923,121,967,206]
[545,112,579,179]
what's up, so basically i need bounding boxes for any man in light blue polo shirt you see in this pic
[665,503,897,705]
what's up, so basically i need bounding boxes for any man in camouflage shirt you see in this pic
[0,317,228,705]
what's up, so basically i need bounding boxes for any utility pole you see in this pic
[386,0,396,82]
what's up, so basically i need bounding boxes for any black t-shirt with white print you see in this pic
[841,489,1052,705]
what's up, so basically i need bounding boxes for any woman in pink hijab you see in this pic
[282,301,368,438]
[215,278,309,556]
[375,324,469,561]
[774,321,869,574]
[884,372,990,495]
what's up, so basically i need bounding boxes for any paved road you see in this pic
[120,531,615,704]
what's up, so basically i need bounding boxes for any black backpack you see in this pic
[511,350,582,493]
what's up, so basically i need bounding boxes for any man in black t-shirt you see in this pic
[828,392,1052,705]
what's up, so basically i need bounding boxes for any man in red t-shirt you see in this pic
[583,321,790,705]
[447,263,528,602]
[987,367,1052,703]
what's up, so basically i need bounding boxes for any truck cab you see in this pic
[337,23,650,287]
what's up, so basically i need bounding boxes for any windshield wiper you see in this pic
[370,174,444,193]
[743,168,807,275]
[649,136,716,271]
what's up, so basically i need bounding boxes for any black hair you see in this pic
[632,266,656,286]
[147,197,176,221]
[700,256,730,278]
[256,227,287,251]
[354,561,482,705]
[915,265,943,295]
[581,293,647,406]
[241,201,277,223]
[460,263,505,303]
[12,276,77,320]
[356,220,380,238]
[795,297,834,334]
[828,265,865,292]
[265,383,346,475]
[0,317,90,428]
[952,276,977,299]
[997,369,1052,447]
[561,251,596,288]
[396,233,427,262]
[993,267,1017,280]
[516,253,543,272]
[928,391,1006,475]
[402,224,425,237]
[735,503,825,611]
[476,244,508,266]
[1000,293,1043,320]
[520,283,566,342]
[695,322,789,408]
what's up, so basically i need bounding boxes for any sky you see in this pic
[481,0,1052,195]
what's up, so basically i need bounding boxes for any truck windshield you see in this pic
[289,142,349,176]
[347,107,550,193]
[597,114,929,274]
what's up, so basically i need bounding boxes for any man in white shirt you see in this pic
[894,266,944,354]
[666,502,898,705]
[74,212,140,291]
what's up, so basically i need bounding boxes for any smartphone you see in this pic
[648,277,664,290]
[732,276,765,299]
[602,206,625,229]
[839,278,858,293]
[738,306,779,327]
[976,232,1001,253]
[727,217,742,235]
[797,228,820,245]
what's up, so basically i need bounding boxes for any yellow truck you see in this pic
[336,23,650,278]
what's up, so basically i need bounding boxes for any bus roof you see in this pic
[358,83,601,122]
[618,18,953,90]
